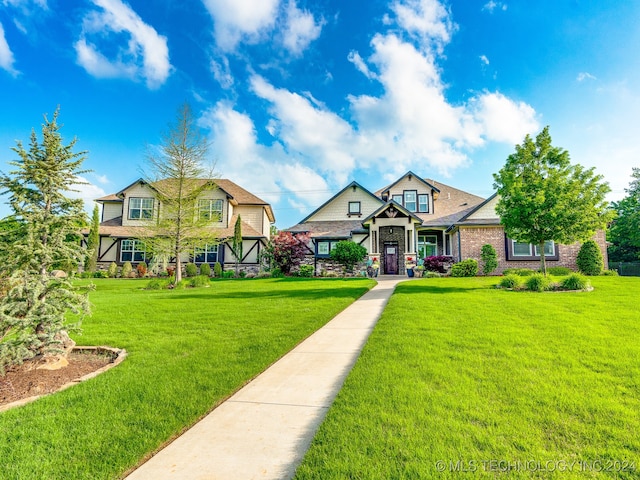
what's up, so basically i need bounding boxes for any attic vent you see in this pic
[447,192,451,200]
[460,202,468,206]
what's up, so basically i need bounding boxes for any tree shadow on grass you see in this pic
[155,284,372,301]
[394,282,489,295]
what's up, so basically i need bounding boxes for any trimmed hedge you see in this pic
[451,259,478,277]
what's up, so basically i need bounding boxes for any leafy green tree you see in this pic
[85,204,100,273]
[493,126,612,275]
[142,103,217,283]
[577,240,604,275]
[0,107,91,372]
[480,244,498,275]
[232,215,243,276]
[608,168,640,262]
[330,241,367,273]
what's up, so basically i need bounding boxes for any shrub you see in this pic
[499,274,522,289]
[423,255,455,273]
[189,275,210,287]
[121,262,132,278]
[601,269,619,276]
[185,263,198,277]
[93,270,109,279]
[260,231,311,274]
[299,264,314,277]
[561,273,591,291]
[480,244,498,275]
[330,241,368,273]
[136,261,147,278]
[525,273,550,292]
[213,262,223,278]
[199,263,211,277]
[546,266,572,276]
[503,268,536,277]
[146,279,163,290]
[425,271,442,278]
[166,266,175,278]
[107,262,118,278]
[270,267,284,278]
[222,270,235,279]
[577,240,604,276]
[451,259,478,277]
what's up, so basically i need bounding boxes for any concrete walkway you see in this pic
[125,276,405,480]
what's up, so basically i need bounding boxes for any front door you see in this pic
[384,244,398,274]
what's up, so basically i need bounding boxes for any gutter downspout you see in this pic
[457,229,462,262]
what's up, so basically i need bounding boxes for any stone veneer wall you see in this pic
[458,226,608,274]
[378,226,407,275]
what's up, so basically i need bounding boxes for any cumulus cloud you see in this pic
[0,23,19,75]
[281,0,324,56]
[68,176,108,213]
[347,50,377,79]
[202,0,280,51]
[388,0,456,52]
[472,92,538,144]
[75,0,171,88]
[479,54,489,65]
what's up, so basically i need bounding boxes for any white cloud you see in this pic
[577,72,596,82]
[281,0,324,56]
[0,22,19,76]
[68,177,107,213]
[472,92,538,144]
[347,50,377,80]
[202,0,280,51]
[389,0,456,51]
[479,54,489,65]
[210,55,234,89]
[482,1,507,13]
[2,0,47,10]
[75,0,172,89]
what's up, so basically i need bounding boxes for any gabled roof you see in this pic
[96,177,275,223]
[298,181,382,223]
[453,192,501,226]
[376,171,441,197]
[287,220,365,239]
[362,200,423,225]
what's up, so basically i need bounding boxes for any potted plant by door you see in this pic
[405,257,416,277]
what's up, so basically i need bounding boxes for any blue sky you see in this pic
[0,0,637,228]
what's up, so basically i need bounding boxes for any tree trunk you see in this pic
[539,242,547,275]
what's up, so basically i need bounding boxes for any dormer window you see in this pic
[418,194,429,213]
[128,197,154,220]
[348,201,361,215]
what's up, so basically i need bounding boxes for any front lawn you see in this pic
[0,277,374,480]
[296,276,640,479]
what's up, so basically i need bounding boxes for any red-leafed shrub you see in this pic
[423,255,455,273]
[261,232,311,274]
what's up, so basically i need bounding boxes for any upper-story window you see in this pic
[404,191,417,212]
[128,197,154,220]
[198,199,223,221]
[348,201,361,215]
[418,194,429,213]
[391,194,403,204]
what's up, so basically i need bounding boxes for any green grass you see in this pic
[296,276,640,479]
[0,277,374,480]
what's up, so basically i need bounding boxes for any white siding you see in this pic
[235,205,263,233]
[307,187,382,221]
[121,184,157,227]
[385,176,433,213]
[98,237,118,262]
[102,202,122,222]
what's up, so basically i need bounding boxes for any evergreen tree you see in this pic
[85,204,100,273]
[480,244,498,275]
[142,103,218,283]
[232,215,243,276]
[493,126,612,275]
[0,107,91,372]
[608,168,640,261]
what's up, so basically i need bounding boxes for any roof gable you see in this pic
[377,171,441,198]
[363,200,423,225]
[300,181,383,223]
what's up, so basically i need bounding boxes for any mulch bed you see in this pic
[0,350,115,408]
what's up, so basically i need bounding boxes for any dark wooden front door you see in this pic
[384,244,398,274]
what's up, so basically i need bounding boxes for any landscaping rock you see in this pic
[50,270,67,278]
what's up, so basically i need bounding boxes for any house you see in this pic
[287,172,608,275]
[87,178,274,272]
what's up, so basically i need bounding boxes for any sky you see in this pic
[0,0,638,229]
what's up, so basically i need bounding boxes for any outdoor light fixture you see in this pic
[390,228,393,234]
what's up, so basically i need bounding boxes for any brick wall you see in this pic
[459,226,609,274]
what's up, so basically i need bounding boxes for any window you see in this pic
[512,241,532,256]
[507,239,558,261]
[199,199,223,221]
[404,191,417,212]
[195,244,219,263]
[418,235,438,258]
[128,197,154,220]
[392,194,403,204]
[418,194,429,213]
[121,239,147,262]
[348,201,361,215]
[316,240,338,257]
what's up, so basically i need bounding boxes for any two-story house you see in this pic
[287,171,608,275]
[88,178,274,272]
